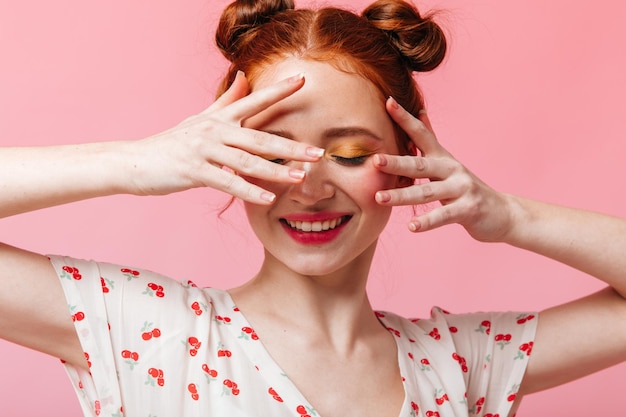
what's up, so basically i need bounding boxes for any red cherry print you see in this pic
[130,352,139,361]
[155,290,165,298]
[411,401,419,412]
[187,383,199,401]
[233,307,240,312]
[148,368,159,378]
[449,326,458,333]
[157,378,165,386]
[191,301,203,316]
[296,405,308,415]
[202,364,218,378]
[508,393,517,402]
[232,388,240,396]
[121,350,131,359]
[268,387,283,402]
[84,352,92,368]
[100,277,110,293]
[62,266,73,273]
[223,379,234,388]
[408,352,414,360]
[420,358,430,365]
[217,349,232,358]
[94,400,101,416]
[72,311,85,322]
[142,332,153,341]
[484,414,500,417]
[429,328,441,340]
[476,397,485,406]
[147,283,158,291]
[190,349,198,357]
[223,316,231,323]
[375,311,385,318]
[242,327,253,334]
[386,327,401,337]
[151,328,161,338]
[426,411,440,417]
[478,320,491,335]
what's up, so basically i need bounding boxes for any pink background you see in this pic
[1,0,625,414]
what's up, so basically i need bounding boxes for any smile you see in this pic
[283,216,350,232]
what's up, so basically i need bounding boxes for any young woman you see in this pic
[1,0,626,416]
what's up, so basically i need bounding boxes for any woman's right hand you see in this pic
[129,71,323,204]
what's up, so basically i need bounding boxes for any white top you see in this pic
[50,255,537,417]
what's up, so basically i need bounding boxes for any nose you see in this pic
[286,160,335,205]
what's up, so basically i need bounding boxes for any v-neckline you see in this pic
[213,288,411,417]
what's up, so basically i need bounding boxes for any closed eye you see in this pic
[331,155,369,166]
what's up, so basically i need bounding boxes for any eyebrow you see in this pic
[264,127,384,142]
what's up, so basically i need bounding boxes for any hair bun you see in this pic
[216,0,295,61]
[363,0,446,72]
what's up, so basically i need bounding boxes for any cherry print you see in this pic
[484,414,500,417]
[187,383,199,401]
[185,280,198,288]
[296,405,312,417]
[240,327,259,341]
[476,320,491,335]
[233,307,240,312]
[72,311,85,322]
[386,327,401,337]
[408,352,414,360]
[84,352,92,368]
[121,350,139,369]
[222,379,240,396]
[435,393,449,406]
[217,349,232,358]
[100,277,110,293]
[146,368,165,387]
[495,333,512,349]
[375,311,385,318]
[191,301,203,316]
[420,358,430,365]
[143,282,165,297]
[410,401,419,414]
[202,364,218,378]
[268,387,283,402]
[452,352,468,372]
[121,350,131,359]
[508,393,517,402]
[410,318,420,323]
[449,326,458,333]
[515,341,534,359]
[60,265,82,280]
[426,411,440,417]
[141,322,161,341]
[94,400,101,416]
[428,328,441,340]
[516,313,535,324]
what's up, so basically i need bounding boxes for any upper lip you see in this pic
[281,212,352,222]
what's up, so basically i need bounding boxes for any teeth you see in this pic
[287,217,345,232]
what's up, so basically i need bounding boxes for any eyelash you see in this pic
[268,156,368,167]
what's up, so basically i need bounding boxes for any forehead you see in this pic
[246,58,392,136]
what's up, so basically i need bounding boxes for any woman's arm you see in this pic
[374,97,626,395]
[0,73,322,366]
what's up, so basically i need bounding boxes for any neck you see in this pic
[229,241,385,350]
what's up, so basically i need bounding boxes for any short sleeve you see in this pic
[442,309,537,415]
[379,307,537,417]
[48,255,212,417]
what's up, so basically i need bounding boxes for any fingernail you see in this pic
[260,192,276,203]
[374,154,387,166]
[408,222,419,232]
[375,191,391,203]
[236,70,245,79]
[289,72,305,84]
[306,147,325,158]
[388,96,399,109]
[289,169,305,180]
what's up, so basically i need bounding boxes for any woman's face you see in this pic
[243,58,402,277]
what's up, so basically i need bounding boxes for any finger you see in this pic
[407,203,469,233]
[214,146,309,184]
[220,73,306,121]
[219,122,324,162]
[375,180,458,207]
[372,153,461,181]
[204,71,250,113]
[386,97,444,157]
[207,165,277,205]
[418,110,434,132]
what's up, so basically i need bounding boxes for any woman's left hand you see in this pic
[374,97,513,242]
